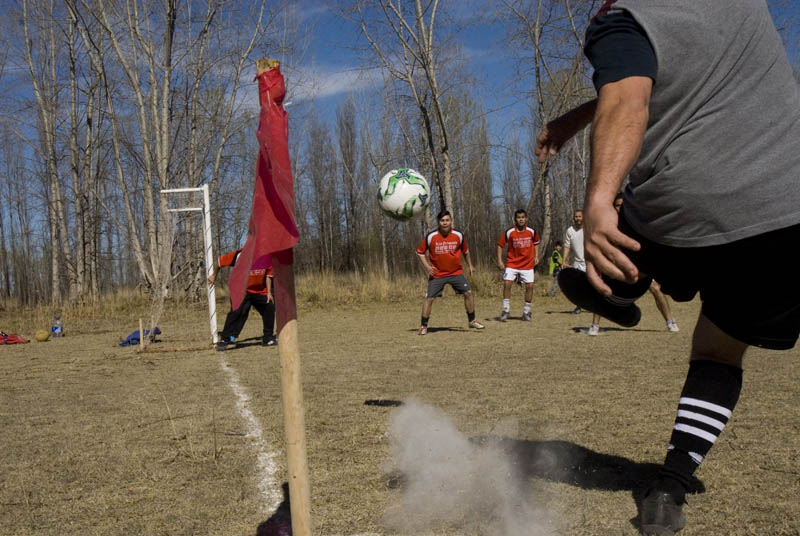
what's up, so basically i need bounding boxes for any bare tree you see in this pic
[498,0,596,254]
[344,0,457,212]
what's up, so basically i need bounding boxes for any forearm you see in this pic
[586,78,651,207]
[496,246,504,266]
[552,99,597,136]
[417,254,432,271]
[464,251,474,268]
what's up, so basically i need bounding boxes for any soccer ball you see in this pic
[377,168,430,221]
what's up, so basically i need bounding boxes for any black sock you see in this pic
[658,359,743,501]
[467,311,475,322]
[421,316,429,327]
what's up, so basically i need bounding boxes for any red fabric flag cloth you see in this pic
[229,65,299,331]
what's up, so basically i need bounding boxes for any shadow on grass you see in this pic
[477,437,702,493]
[476,437,705,532]
[256,482,292,536]
[570,326,660,334]
[406,327,467,333]
[223,336,278,350]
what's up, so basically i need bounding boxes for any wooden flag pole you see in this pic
[256,56,312,536]
[274,261,311,536]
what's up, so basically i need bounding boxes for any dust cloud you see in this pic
[384,399,556,535]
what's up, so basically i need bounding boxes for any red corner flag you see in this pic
[229,62,299,330]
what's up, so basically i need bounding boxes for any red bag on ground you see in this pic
[1,332,29,344]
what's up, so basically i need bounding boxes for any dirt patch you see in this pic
[2,285,799,535]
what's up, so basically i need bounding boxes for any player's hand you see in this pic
[497,261,505,271]
[534,258,539,267]
[208,274,216,286]
[469,265,475,275]
[267,291,274,303]
[535,116,576,163]
[583,200,641,295]
[426,266,435,277]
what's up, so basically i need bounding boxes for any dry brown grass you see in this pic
[1,274,800,535]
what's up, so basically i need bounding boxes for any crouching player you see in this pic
[416,210,484,335]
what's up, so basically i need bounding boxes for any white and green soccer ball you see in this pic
[377,168,431,221]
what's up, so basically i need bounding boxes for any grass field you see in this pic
[2,275,799,535]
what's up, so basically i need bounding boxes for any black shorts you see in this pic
[426,274,471,298]
[618,213,800,350]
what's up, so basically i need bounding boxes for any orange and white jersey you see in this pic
[416,229,468,278]
[497,226,540,270]
[218,249,273,295]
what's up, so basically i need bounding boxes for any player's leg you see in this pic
[419,298,434,335]
[501,270,514,320]
[217,295,253,350]
[641,313,747,534]
[420,277,444,335]
[522,282,534,321]
[650,280,679,331]
[549,271,560,297]
[250,293,276,346]
[587,313,601,336]
[450,274,483,329]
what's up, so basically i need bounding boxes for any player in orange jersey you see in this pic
[209,249,276,350]
[496,209,540,321]
[416,210,484,335]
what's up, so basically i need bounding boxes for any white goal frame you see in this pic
[160,184,218,344]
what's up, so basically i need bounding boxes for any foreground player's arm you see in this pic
[561,245,572,268]
[496,245,505,271]
[535,100,597,164]
[583,76,650,293]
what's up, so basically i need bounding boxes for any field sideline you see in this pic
[2,280,799,535]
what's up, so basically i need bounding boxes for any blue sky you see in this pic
[283,1,525,132]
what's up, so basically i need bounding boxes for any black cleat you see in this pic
[216,340,230,352]
[558,268,649,328]
[262,335,278,347]
[640,490,687,535]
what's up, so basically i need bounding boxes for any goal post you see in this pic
[160,184,218,344]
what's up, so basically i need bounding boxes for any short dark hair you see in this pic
[555,240,562,246]
[437,210,451,221]
[514,208,527,217]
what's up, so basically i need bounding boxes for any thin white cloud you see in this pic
[287,64,382,102]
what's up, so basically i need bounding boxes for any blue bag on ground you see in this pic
[120,327,162,347]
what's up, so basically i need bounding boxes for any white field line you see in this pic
[220,356,382,536]
[220,356,282,513]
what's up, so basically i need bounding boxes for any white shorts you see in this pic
[572,260,586,273]
[503,268,535,284]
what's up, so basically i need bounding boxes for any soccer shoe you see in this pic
[587,323,600,336]
[666,320,680,332]
[468,319,485,329]
[521,312,532,322]
[216,340,230,352]
[262,335,278,347]
[499,311,509,322]
[640,490,687,535]
[417,326,428,336]
[571,306,582,314]
[558,267,649,328]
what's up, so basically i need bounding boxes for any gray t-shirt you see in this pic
[611,0,800,247]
